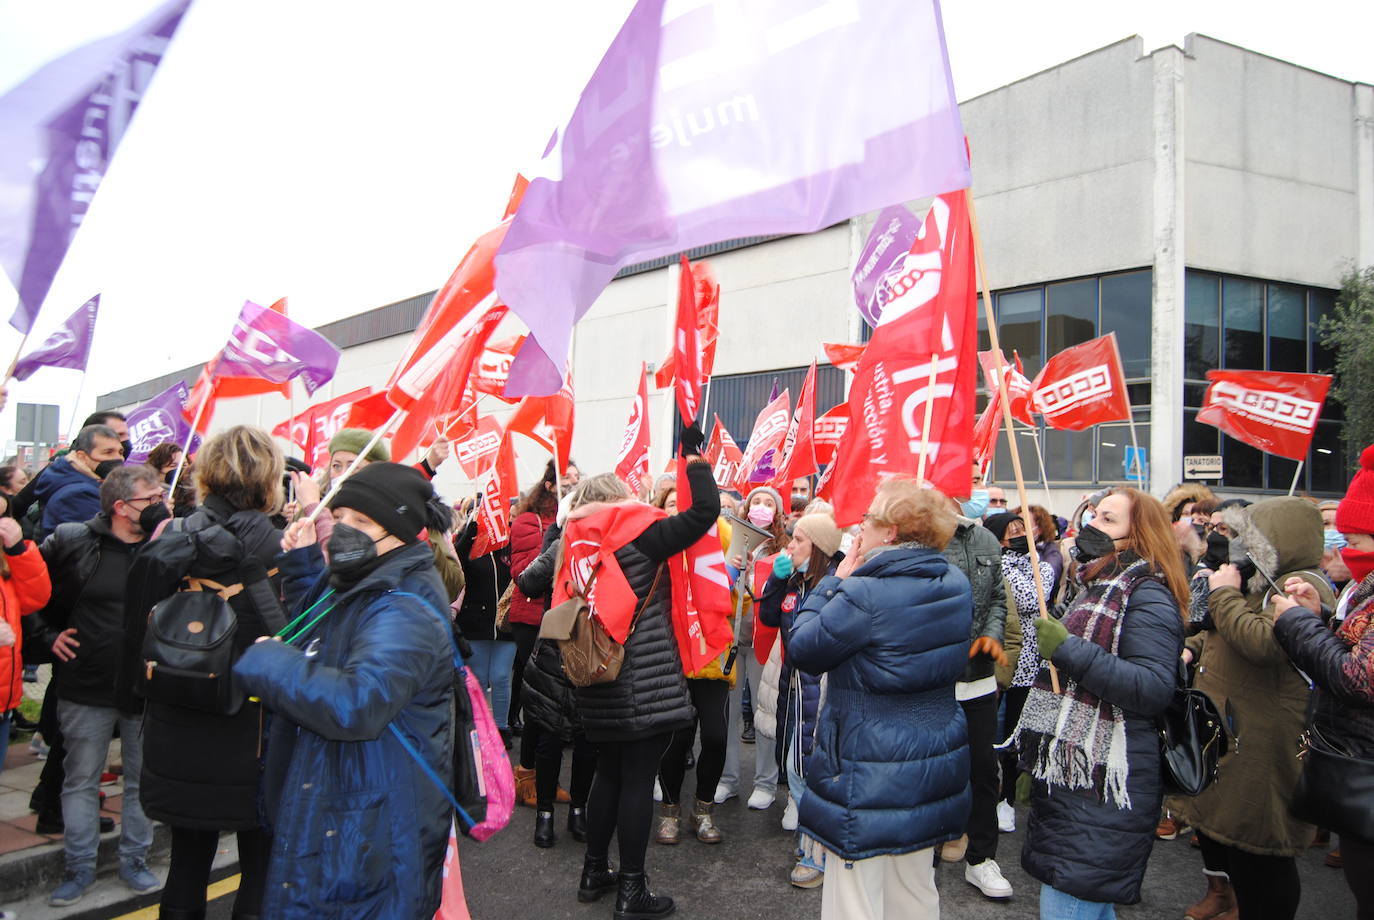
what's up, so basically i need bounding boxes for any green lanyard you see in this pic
[276,588,337,646]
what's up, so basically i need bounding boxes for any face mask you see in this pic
[1080,509,1095,529]
[1341,546,1374,585]
[1325,529,1349,552]
[748,504,775,528]
[1005,536,1030,555]
[120,439,132,460]
[1074,523,1118,562]
[961,490,990,519]
[327,523,382,575]
[1203,531,1230,570]
[94,459,123,479]
[796,558,810,574]
[138,502,171,534]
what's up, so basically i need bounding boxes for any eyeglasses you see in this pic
[125,494,165,507]
[987,498,1008,506]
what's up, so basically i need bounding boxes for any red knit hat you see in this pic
[1336,444,1374,535]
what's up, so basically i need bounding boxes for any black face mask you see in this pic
[138,502,171,534]
[1074,523,1118,562]
[1004,536,1030,556]
[120,439,132,460]
[327,523,382,577]
[1192,523,1206,539]
[1203,531,1229,570]
[94,459,124,480]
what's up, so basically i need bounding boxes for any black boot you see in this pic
[614,871,675,920]
[157,909,207,920]
[534,810,557,848]
[567,806,587,842]
[577,854,618,903]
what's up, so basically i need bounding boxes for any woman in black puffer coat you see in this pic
[121,426,287,920]
[557,443,717,920]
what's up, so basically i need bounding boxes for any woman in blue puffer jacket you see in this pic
[235,463,455,920]
[789,479,972,920]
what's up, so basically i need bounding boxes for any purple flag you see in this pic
[495,0,970,394]
[215,300,340,396]
[0,1,191,333]
[11,294,99,380]
[126,380,201,465]
[852,204,922,327]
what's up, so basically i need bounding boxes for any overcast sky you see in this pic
[0,0,1371,444]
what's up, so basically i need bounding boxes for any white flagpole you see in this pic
[1288,461,1304,497]
[308,408,405,522]
[63,371,89,444]
[1024,424,1053,509]
[1126,414,1146,494]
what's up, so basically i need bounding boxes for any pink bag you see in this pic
[461,667,514,841]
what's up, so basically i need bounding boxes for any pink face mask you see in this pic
[748,504,775,528]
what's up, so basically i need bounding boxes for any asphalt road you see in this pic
[51,747,1359,919]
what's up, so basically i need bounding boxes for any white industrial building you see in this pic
[99,33,1374,508]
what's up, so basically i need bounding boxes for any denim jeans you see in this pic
[720,647,778,795]
[785,721,824,871]
[58,700,151,871]
[1040,884,1116,920]
[0,710,9,778]
[466,639,517,730]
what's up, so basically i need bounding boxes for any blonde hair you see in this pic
[194,425,285,513]
[570,472,631,510]
[869,478,957,551]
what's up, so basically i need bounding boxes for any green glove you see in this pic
[1033,616,1069,660]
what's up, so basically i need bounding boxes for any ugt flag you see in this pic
[0,0,191,333]
[1196,369,1331,461]
[216,300,340,395]
[852,204,923,327]
[12,294,98,380]
[496,0,970,395]
[126,381,201,464]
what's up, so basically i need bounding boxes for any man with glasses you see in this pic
[986,485,1009,516]
[34,466,165,906]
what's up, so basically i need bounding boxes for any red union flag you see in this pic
[655,260,720,392]
[813,404,850,467]
[473,433,517,556]
[827,190,978,525]
[453,415,505,480]
[1197,369,1331,461]
[736,390,791,491]
[615,365,652,495]
[978,349,1036,426]
[822,342,867,374]
[273,387,371,468]
[705,416,743,490]
[971,388,1002,475]
[1030,333,1132,431]
[474,335,525,402]
[772,361,819,491]
[674,453,734,672]
[671,255,704,423]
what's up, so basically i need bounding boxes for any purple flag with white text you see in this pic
[215,300,340,395]
[126,381,200,465]
[852,204,922,327]
[12,294,99,380]
[0,0,191,333]
[495,0,970,394]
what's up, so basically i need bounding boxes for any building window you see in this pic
[679,366,845,458]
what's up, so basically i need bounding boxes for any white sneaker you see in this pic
[714,783,738,804]
[653,778,662,802]
[997,801,1016,833]
[782,798,799,831]
[965,859,1014,899]
[747,788,774,810]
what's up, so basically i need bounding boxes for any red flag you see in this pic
[822,342,867,374]
[772,361,818,491]
[1196,369,1331,461]
[971,387,1002,477]
[433,820,472,920]
[274,387,372,468]
[472,433,518,556]
[615,365,652,496]
[473,335,525,402]
[186,298,292,432]
[736,390,791,492]
[344,390,396,431]
[671,255,704,422]
[390,303,509,462]
[654,260,720,389]
[1030,333,1132,431]
[813,403,850,467]
[507,376,575,472]
[978,349,1036,426]
[674,453,734,672]
[705,416,744,490]
[827,190,978,525]
[452,415,506,480]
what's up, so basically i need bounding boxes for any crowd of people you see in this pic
[1,407,1371,920]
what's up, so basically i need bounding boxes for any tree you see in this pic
[1319,266,1374,472]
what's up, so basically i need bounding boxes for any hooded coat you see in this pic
[1174,497,1335,857]
[234,541,454,920]
[34,455,102,539]
[789,544,972,860]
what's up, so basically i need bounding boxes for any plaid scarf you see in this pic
[1006,554,1154,809]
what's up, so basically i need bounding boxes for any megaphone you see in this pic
[725,514,773,570]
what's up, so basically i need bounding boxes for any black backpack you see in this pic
[137,517,285,715]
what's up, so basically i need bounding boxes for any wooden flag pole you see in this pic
[309,407,405,522]
[1126,414,1146,493]
[965,189,1060,694]
[915,354,939,484]
[4,329,35,384]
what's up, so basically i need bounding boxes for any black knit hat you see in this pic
[983,511,1018,542]
[330,462,433,544]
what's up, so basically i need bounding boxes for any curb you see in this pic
[0,821,173,906]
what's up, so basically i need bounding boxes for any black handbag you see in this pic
[1157,658,1229,796]
[1291,713,1374,842]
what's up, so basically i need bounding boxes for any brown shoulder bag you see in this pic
[539,564,664,687]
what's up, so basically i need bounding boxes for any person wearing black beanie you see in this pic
[234,461,455,919]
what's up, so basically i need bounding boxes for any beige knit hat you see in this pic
[794,513,842,558]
